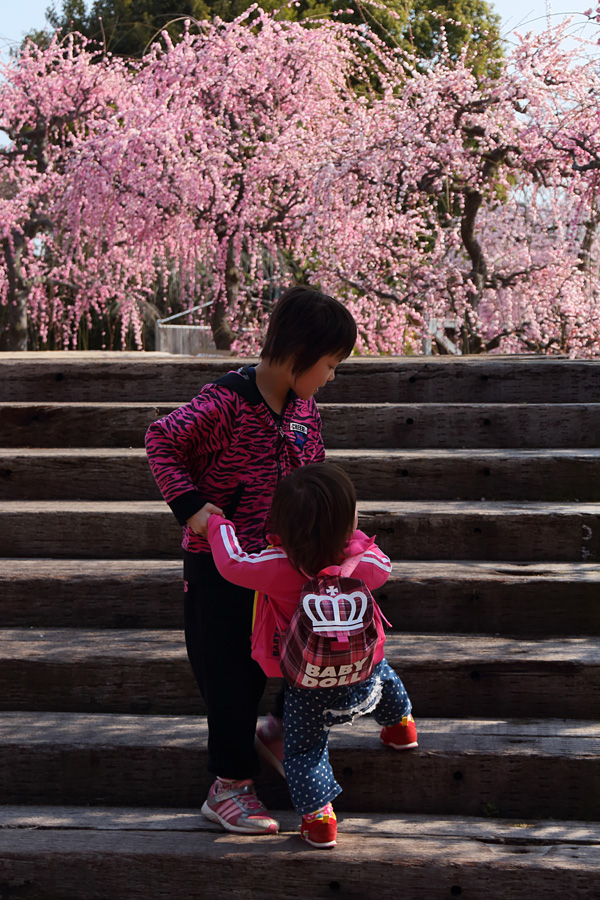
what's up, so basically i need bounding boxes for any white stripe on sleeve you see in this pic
[220,524,287,565]
[361,550,392,573]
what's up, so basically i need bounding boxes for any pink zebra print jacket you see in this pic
[145,366,325,556]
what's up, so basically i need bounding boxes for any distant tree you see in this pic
[39,0,501,69]
[42,0,211,56]
[404,0,502,77]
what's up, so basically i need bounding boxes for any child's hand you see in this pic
[187,503,224,537]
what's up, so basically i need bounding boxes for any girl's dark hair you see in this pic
[261,285,357,375]
[269,463,357,577]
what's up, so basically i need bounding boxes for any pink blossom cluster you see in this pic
[2,10,600,355]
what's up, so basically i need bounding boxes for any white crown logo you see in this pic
[303,589,368,633]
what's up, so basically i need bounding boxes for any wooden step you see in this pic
[2,559,599,635]
[343,501,600,563]
[3,355,600,404]
[0,712,597,819]
[0,560,184,629]
[5,448,600,502]
[1,629,598,719]
[328,449,600,502]
[0,807,598,900]
[0,448,162,501]
[3,351,598,891]
[0,356,238,404]
[321,402,600,450]
[4,400,600,449]
[374,561,600,637]
[0,402,177,449]
[3,500,600,561]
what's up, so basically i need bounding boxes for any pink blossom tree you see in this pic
[0,35,128,349]
[3,8,600,356]
[297,19,600,355]
[56,9,367,349]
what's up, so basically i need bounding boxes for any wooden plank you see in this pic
[0,818,599,900]
[0,627,200,716]
[357,501,600,562]
[0,713,596,819]
[2,560,599,635]
[3,500,600,561]
[0,449,161,501]
[0,629,598,719]
[0,500,182,559]
[0,356,243,403]
[321,402,600,449]
[5,448,600,502]
[0,402,178,449]
[3,356,600,403]
[374,561,600,637]
[333,449,600,501]
[4,401,600,449]
[0,560,184,628]
[1,560,599,635]
[3,806,600,843]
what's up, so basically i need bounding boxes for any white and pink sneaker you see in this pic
[201,777,279,834]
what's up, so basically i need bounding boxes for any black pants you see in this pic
[183,550,280,779]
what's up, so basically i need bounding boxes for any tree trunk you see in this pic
[458,188,489,354]
[461,188,487,301]
[577,212,599,274]
[210,239,238,351]
[0,236,28,351]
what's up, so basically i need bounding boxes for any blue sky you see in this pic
[0,0,597,60]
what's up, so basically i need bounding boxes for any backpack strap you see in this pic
[320,543,373,579]
[320,548,393,630]
[339,551,368,577]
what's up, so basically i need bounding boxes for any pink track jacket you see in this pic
[207,516,393,677]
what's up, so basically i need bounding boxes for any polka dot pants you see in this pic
[282,658,411,815]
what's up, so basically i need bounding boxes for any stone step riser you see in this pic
[3,562,599,635]
[2,721,597,821]
[4,402,600,450]
[3,503,600,561]
[1,651,597,719]
[4,450,600,502]
[3,357,600,403]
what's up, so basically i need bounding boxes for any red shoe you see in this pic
[301,803,337,848]
[255,714,285,777]
[380,714,418,749]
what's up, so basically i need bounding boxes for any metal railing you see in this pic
[156,301,229,356]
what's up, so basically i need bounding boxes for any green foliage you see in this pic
[405,0,502,77]
[43,0,212,56]
[39,0,502,68]
[47,0,91,35]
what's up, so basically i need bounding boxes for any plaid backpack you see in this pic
[279,572,381,689]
